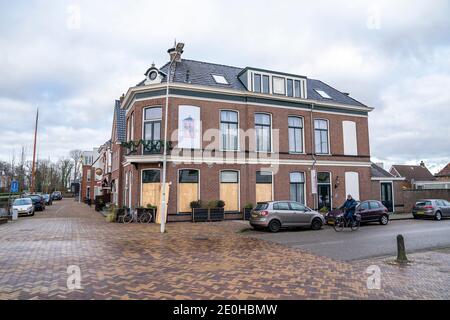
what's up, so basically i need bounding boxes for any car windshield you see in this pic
[254,203,268,211]
[14,199,32,206]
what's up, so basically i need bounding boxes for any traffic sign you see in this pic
[10,180,19,193]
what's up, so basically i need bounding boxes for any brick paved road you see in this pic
[0,199,448,299]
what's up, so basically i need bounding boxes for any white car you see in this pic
[11,198,35,216]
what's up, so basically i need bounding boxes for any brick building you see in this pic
[115,43,375,222]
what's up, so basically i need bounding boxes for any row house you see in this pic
[113,43,375,222]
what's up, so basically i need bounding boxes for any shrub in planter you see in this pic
[244,202,254,220]
[319,206,329,215]
[190,200,202,209]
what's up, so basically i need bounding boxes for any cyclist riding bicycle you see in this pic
[341,194,357,226]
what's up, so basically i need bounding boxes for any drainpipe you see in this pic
[310,103,317,210]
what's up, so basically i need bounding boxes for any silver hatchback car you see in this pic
[249,201,325,232]
[412,199,450,221]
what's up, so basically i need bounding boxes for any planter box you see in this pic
[244,208,252,220]
[209,208,225,221]
[192,208,208,222]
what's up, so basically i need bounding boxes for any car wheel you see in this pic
[30,212,35,216]
[435,211,442,221]
[380,214,389,225]
[311,218,323,230]
[268,219,281,233]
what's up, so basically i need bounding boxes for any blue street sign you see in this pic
[10,180,19,193]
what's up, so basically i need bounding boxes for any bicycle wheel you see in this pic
[123,214,133,223]
[351,218,360,231]
[334,218,344,232]
[139,212,151,223]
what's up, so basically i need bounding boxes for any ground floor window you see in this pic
[142,169,161,208]
[256,171,273,203]
[220,170,239,211]
[290,172,305,204]
[178,169,199,213]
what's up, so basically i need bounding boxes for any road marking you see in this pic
[56,205,66,214]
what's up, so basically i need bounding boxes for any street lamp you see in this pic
[160,42,184,233]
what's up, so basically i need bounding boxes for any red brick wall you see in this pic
[123,95,372,217]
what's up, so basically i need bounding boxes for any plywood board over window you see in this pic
[256,171,273,203]
[220,171,239,211]
[178,169,199,213]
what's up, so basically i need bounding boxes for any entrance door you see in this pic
[380,182,393,212]
[318,184,331,211]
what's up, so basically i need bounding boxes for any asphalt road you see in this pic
[245,219,450,261]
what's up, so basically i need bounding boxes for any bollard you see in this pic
[396,234,408,263]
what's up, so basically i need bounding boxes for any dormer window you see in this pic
[239,68,307,99]
[212,74,229,85]
[315,89,332,99]
[144,63,164,85]
[272,76,286,95]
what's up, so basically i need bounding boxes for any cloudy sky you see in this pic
[1,0,449,173]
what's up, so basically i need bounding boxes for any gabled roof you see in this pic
[436,163,450,177]
[139,59,367,108]
[114,100,126,142]
[390,164,435,182]
[371,163,395,178]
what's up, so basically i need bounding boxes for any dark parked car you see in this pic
[412,199,450,221]
[51,191,63,201]
[325,200,389,225]
[42,194,53,205]
[28,194,46,211]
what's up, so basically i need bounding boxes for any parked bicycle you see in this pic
[120,208,153,223]
[333,210,361,232]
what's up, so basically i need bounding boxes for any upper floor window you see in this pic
[314,119,329,154]
[272,76,286,95]
[255,113,271,152]
[315,89,332,99]
[288,116,304,153]
[262,75,270,94]
[143,107,162,141]
[220,110,239,151]
[212,74,229,85]
[254,74,261,93]
[294,80,301,98]
[287,79,293,97]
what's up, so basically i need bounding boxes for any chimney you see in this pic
[420,161,426,168]
[168,41,184,62]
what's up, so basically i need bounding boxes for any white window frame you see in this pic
[219,170,241,211]
[254,112,273,153]
[289,171,307,205]
[288,115,305,154]
[314,118,331,155]
[219,109,240,151]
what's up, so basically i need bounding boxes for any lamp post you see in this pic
[160,42,184,234]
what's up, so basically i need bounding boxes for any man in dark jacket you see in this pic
[342,195,357,225]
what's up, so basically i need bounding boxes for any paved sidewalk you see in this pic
[390,213,413,220]
[0,199,448,299]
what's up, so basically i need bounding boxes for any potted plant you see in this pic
[244,203,254,220]
[191,200,208,222]
[105,204,117,223]
[208,200,225,221]
[319,206,329,215]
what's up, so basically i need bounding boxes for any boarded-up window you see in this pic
[345,172,360,201]
[256,171,273,203]
[178,169,199,213]
[220,171,239,211]
[343,121,357,155]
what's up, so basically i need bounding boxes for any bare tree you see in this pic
[69,149,83,182]
[58,158,73,190]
